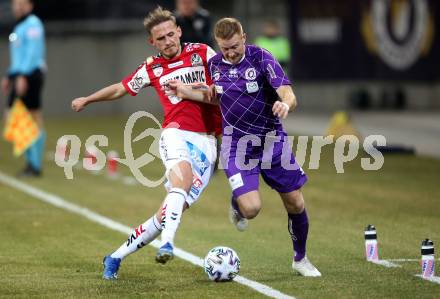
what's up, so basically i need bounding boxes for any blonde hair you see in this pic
[143,6,176,36]
[214,17,243,39]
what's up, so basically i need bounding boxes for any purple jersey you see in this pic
[208,44,291,137]
[210,45,307,197]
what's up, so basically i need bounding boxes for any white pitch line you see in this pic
[414,275,440,285]
[0,170,295,299]
[370,260,401,268]
[387,258,440,262]
[371,260,440,285]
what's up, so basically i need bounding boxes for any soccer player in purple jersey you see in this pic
[165,17,321,276]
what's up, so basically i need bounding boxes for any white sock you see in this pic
[110,215,162,260]
[160,187,187,247]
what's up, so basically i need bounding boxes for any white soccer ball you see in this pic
[204,246,240,282]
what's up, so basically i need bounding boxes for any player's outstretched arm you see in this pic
[164,80,219,105]
[71,82,127,112]
[273,85,297,119]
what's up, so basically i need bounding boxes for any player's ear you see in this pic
[176,26,182,38]
[148,37,154,45]
[242,33,247,43]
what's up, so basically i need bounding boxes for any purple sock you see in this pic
[231,196,244,218]
[288,209,309,262]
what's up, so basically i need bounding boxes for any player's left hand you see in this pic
[272,101,290,119]
[1,77,11,96]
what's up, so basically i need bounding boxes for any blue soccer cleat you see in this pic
[155,242,174,264]
[102,255,121,280]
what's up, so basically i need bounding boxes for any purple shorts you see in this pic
[221,132,307,198]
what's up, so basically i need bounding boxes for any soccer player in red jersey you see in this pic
[71,7,220,280]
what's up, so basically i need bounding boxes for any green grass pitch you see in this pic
[0,115,439,298]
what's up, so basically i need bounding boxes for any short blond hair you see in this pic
[143,6,176,36]
[214,18,243,39]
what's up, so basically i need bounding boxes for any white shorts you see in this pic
[159,128,217,206]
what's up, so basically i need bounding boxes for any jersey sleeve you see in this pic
[19,19,45,75]
[259,48,291,89]
[202,46,216,85]
[121,62,151,96]
[206,46,217,63]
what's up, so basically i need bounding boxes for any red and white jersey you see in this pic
[122,43,221,133]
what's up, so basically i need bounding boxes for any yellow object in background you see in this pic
[326,111,360,139]
[3,99,40,156]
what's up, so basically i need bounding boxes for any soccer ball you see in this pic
[204,246,240,282]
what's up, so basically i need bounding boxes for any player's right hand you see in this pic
[272,101,290,119]
[71,97,88,112]
[208,85,216,102]
[163,80,186,98]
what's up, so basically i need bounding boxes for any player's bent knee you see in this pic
[169,161,193,192]
[293,191,305,208]
[241,205,261,219]
[237,191,262,219]
[281,190,305,213]
[291,201,304,213]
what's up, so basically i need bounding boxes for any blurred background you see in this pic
[1,0,439,155]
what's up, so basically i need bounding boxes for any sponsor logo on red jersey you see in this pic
[153,65,163,77]
[121,43,220,133]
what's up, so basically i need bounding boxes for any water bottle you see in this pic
[364,224,379,262]
[421,239,435,278]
